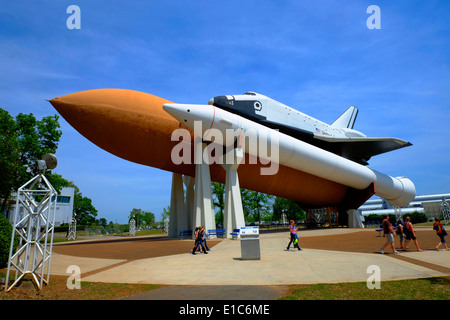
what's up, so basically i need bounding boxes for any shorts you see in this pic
[404,231,416,241]
[438,234,446,243]
[385,233,394,243]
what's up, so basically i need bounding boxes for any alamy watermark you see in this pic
[366,265,381,289]
[367,5,381,30]
[66,265,81,289]
[67,5,81,30]
[170,121,280,175]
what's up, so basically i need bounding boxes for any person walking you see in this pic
[287,220,302,251]
[433,218,449,251]
[191,226,208,255]
[191,227,208,255]
[201,226,210,251]
[396,219,405,250]
[191,227,200,254]
[403,216,423,252]
[380,215,399,254]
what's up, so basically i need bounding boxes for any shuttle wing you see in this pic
[259,119,411,165]
[259,119,314,140]
[314,136,412,165]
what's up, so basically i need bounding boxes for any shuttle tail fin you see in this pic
[331,106,358,129]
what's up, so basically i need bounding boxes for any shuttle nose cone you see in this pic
[163,103,215,135]
[162,103,184,123]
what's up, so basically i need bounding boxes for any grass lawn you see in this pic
[1,275,448,300]
[279,276,450,300]
[0,274,161,300]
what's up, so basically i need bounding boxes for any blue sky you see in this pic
[1,1,449,223]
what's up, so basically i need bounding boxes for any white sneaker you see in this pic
[380,248,384,254]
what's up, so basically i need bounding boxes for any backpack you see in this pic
[434,223,447,236]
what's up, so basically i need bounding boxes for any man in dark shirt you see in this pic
[380,215,399,254]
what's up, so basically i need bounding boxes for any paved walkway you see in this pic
[50,228,450,299]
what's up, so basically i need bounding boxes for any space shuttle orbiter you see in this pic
[209,92,412,165]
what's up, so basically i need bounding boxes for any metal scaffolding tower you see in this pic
[441,198,450,225]
[67,218,77,241]
[5,173,57,292]
[129,218,136,236]
[394,206,402,222]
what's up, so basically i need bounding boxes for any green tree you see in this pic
[97,218,108,227]
[272,197,305,222]
[0,109,21,214]
[240,188,274,223]
[72,184,98,225]
[0,213,19,268]
[129,208,155,227]
[211,182,225,226]
[46,173,71,192]
[0,109,62,213]
[142,210,155,226]
[403,212,427,224]
[161,206,170,223]
[15,112,62,176]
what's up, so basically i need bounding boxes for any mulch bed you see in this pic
[52,236,222,261]
[298,228,440,254]
[296,228,450,274]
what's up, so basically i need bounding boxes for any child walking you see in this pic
[287,220,302,251]
[433,218,449,251]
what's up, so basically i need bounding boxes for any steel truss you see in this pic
[129,218,136,236]
[394,206,402,222]
[441,199,450,225]
[5,174,57,292]
[68,218,77,240]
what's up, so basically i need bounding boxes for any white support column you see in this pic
[168,172,186,238]
[183,175,195,231]
[222,146,246,238]
[347,209,365,228]
[192,138,215,235]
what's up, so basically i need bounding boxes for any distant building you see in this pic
[5,187,75,226]
[358,193,450,218]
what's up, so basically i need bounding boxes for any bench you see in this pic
[230,228,240,240]
[207,229,226,238]
[179,230,192,239]
[365,220,381,228]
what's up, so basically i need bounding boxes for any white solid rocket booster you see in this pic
[163,103,415,207]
